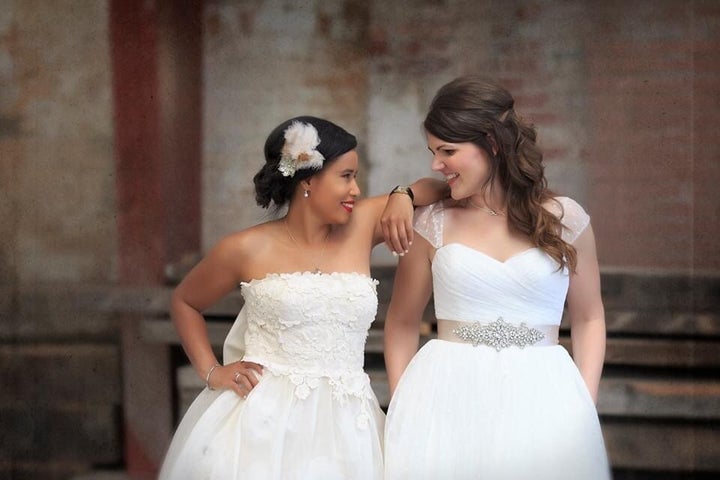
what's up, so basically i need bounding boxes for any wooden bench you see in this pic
[133,267,720,476]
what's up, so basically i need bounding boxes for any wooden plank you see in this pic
[603,420,720,471]
[365,368,720,420]
[598,376,720,420]
[144,317,720,368]
[139,317,231,346]
[561,337,720,368]
[602,338,720,368]
[602,310,720,336]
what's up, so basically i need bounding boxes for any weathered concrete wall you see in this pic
[0,1,120,478]
[1,0,718,477]
[584,0,719,271]
[366,0,718,270]
[202,0,370,248]
[202,0,719,271]
[0,0,117,286]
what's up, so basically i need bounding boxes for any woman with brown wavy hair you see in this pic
[383,77,611,479]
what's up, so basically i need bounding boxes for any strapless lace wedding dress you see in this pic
[159,272,384,480]
[384,197,611,479]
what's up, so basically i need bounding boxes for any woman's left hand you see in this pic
[380,193,414,255]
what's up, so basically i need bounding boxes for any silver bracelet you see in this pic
[205,363,221,390]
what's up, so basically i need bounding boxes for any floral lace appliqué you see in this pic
[239,272,378,410]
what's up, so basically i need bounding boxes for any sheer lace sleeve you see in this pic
[413,201,444,248]
[548,196,591,244]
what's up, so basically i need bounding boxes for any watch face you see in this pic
[392,185,414,201]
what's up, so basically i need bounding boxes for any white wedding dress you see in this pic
[159,272,385,480]
[384,197,611,479]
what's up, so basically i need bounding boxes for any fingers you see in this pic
[393,222,410,255]
[381,194,415,255]
[405,217,414,247]
[232,361,265,397]
[381,215,412,255]
[210,361,264,398]
[233,371,255,397]
[243,361,264,376]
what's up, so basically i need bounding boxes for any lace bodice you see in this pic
[414,197,591,326]
[222,272,379,399]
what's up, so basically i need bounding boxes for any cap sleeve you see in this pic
[413,201,444,249]
[548,196,590,244]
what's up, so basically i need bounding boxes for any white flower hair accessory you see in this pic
[278,121,325,177]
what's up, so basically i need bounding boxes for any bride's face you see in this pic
[305,150,361,224]
[427,133,492,200]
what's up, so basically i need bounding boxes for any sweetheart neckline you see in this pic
[437,243,541,264]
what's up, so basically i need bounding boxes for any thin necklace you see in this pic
[467,198,505,216]
[284,220,331,274]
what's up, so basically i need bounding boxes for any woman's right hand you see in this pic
[208,361,264,398]
[380,192,415,255]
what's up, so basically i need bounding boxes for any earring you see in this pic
[303,190,309,198]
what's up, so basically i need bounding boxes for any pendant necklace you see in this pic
[285,220,331,274]
[467,198,505,216]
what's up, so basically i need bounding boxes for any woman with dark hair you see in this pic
[383,78,611,479]
[159,116,446,479]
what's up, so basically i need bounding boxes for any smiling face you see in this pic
[305,150,361,224]
[427,132,493,201]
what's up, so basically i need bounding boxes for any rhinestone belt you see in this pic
[437,318,559,351]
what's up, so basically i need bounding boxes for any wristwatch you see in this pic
[390,185,415,204]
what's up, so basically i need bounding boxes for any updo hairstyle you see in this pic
[253,116,357,209]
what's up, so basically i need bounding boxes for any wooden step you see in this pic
[603,420,720,471]
[141,317,720,369]
[176,364,720,421]
[71,472,130,480]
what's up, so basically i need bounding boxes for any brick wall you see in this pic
[367,0,719,270]
[585,0,720,271]
[203,0,719,270]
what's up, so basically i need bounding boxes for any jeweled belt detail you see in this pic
[439,317,558,351]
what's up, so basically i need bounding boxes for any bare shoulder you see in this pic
[209,221,280,266]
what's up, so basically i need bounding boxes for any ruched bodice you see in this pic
[432,244,569,325]
[414,196,590,327]
[385,196,610,480]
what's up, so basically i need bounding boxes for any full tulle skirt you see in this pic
[384,340,611,480]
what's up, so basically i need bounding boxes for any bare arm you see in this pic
[566,224,606,404]
[380,178,449,254]
[171,236,262,396]
[384,235,434,396]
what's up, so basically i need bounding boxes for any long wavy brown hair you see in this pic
[424,76,577,271]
